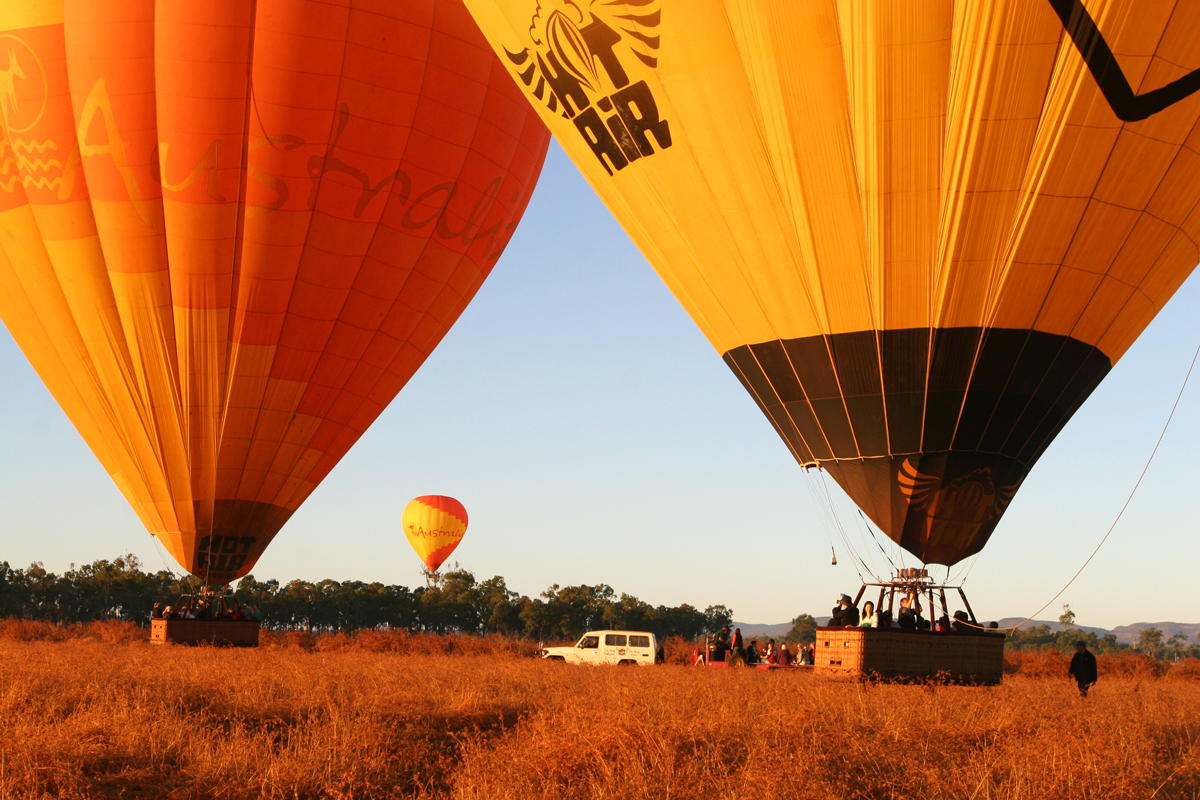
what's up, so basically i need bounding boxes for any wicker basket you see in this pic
[815,626,1004,684]
[151,619,260,647]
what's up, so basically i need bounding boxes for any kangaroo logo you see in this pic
[0,35,45,134]
[0,48,24,115]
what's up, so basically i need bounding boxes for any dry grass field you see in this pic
[1,623,1198,799]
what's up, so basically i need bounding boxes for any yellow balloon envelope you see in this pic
[402,496,469,572]
[464,0,1200,565]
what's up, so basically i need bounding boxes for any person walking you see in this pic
[1068,641,1098,697]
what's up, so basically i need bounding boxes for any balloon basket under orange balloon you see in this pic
[150,619,260,648]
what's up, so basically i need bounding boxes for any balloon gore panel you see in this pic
[0,0,548,583]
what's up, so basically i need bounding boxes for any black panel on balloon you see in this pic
[723,326,1111,564]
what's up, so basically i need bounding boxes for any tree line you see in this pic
[1002,603,1200,659]
[4,557,1195,659]
[0,555,733,641]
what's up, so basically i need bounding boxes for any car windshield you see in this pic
[578,635,599,649]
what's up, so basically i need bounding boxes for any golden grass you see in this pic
[1,633,1198,799]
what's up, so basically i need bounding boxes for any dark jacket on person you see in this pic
[831,604,859,626]
[1069,649,1098,684]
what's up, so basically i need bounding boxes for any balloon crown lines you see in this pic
[505,2,672,175]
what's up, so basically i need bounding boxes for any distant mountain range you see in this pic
[733,619,1200,645]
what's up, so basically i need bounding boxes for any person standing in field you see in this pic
[1068,641,1098,697]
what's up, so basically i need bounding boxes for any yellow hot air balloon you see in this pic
[402,495,468,572]
[464,0,1200,565]
[0,0,548,584]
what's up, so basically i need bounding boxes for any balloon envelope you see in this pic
[0,0,548,583]
[464,0,1200,565]
[402,495,468,572]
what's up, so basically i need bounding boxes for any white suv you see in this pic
[539,630,659,666]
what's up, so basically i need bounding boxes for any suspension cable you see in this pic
[817,470,879,580]
[801,466,868,583]
[856,508,897,575]
[968,334,1200,632]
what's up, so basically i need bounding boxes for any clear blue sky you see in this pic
[2,141,1198,629]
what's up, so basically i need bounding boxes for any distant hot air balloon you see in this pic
[402,495,468,572]
[0,0,548,584]
[464,0,1200,565]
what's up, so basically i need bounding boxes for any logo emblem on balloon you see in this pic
[402,496,469,572]
[503,0,670,176]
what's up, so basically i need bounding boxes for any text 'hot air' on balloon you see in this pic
[0,0,549,583]
[464,0,1200,565]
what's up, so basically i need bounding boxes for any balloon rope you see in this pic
[803,468,867,583]
[816,469,875,581]
[149,534,183,579]
[974,335,1200,632]
[856,508,897,575]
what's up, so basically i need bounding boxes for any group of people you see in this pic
[705,626,815,666]
[151,599,261,622]
[831,593,1000,634]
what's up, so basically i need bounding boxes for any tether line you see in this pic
[974,334,1200,632]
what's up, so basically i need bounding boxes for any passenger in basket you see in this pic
[858,601,878,628]
[745,640,760,665]
[777,643,792,666]
[952,610,972,633]
[935,614,952,632]
[151,602,163,620]
[765,639,777,664]
[897,596,920,629]
[831,594,860,627]
[877,608,893,628]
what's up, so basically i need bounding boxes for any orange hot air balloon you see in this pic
[0,1,548,584]
[402,495,468,571]
[465,0,1200,566]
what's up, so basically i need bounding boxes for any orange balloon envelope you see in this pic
[0,1,548,583]
[402,496,468,572]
